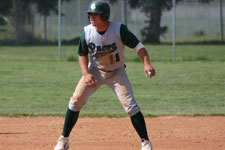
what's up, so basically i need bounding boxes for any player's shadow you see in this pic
[0,132,28,135]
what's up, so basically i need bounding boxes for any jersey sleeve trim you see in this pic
[134,42,145,52]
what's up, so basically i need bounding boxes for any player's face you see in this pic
[89,13,104,27]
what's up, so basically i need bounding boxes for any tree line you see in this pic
[0,0,71,44]
[0,0,214,45]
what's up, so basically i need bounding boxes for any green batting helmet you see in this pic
[87,1,110,21]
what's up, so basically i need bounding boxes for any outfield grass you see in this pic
[0,45,224,117]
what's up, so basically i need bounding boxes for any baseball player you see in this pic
[54,1,155,150]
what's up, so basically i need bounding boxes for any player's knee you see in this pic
[71,93,86,104]
[69,96,87,111]
[126,105,140,117]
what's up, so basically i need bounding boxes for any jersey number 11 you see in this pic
[109,53,120,64]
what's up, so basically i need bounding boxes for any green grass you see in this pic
[161,35,223,44]
[0,45,225,117]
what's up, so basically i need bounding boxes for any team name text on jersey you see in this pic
[88,42,117,58]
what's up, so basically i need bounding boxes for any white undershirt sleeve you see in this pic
[134,42,145,52]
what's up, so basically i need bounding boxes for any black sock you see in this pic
[62,108,80,137]
[130,111,149,141]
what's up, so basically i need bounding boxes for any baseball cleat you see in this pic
[54,136,69,150]
[141,139,152,150]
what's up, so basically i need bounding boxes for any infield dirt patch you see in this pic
[0,116,225,150]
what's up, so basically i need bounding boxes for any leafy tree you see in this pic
[0,0,12,16]
[34,0,58,40]
[110,0,214,43]
[13,0,34,44]
[32,0,71,40]
[9,0,58,44]
[0,0,13,25]
[0,0,71,44]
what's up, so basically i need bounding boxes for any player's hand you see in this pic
[144,65,156,79]
[84,73,96,88]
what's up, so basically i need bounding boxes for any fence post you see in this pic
[77,0,81,35]
[220,0,224,41]
[58,0,62,62]
[183,0,187,37]
[121,0,127,25]
[172,0,176,62]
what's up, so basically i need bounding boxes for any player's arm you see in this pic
[78,55,96,87]
[77,32,96,87]
[136,47,155,78]
[78,55,89,77]
[120,24,155,78]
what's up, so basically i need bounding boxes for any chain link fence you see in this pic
[163,0,224,42]
[0,0,224,45]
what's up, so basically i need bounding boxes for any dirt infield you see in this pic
[0,116,225,150]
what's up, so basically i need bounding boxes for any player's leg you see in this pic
[63,76,100,137]
[106,68,152,149]
[61,67,103,138]
[131,112,152,150]
[61,109,79,138]
[130,111,149,141]
[54,75,100,150]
